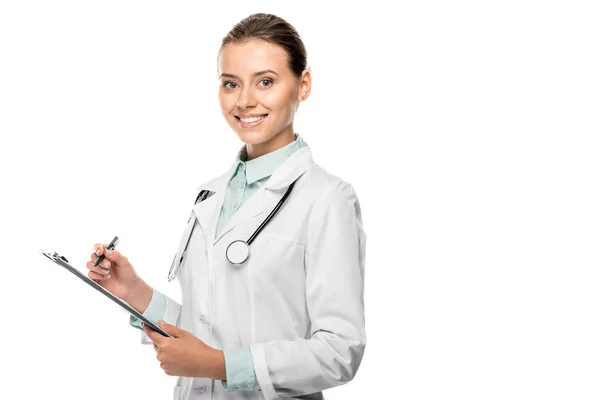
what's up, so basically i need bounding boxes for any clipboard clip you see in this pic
[40,249,69,263]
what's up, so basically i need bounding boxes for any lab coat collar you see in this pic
[193,144,315,246]
[194,133,309,192]
[263,145,314,190]
[236,133,307,185]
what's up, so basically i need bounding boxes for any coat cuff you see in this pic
[128,288,170,345]
[129,288,166,329]
[220,347,260,392]
[249,344,276,399]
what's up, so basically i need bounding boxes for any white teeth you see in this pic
[239,115,267,123]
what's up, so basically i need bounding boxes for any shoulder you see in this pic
[302,164,366,242]
[302,164,363,219]
[303,163,360,199]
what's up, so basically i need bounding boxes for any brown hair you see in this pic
[220,13,309,78]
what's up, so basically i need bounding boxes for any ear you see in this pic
[298,68,312,101]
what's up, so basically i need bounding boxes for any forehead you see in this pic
[218,39,291,77]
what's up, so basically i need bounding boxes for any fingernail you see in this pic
[103,260,110,268]
[106,274,111,278]
[158,320,164,326]
[105,249,112,256]
[96,249,102,256]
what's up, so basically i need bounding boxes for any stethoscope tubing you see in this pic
[246,179,297,246]
[169,177,300,279]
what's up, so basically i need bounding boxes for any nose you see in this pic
[236,85,256,109]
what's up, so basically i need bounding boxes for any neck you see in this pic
[246,128,295,161]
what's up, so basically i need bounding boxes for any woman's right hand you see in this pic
[86,243,141,302]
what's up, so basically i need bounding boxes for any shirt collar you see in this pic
[233,133,308,185]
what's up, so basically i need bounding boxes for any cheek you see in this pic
[263,89,294,115]
[218,93,233,116]
[263,89,285,104]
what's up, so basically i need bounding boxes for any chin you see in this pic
[233,128,274,145]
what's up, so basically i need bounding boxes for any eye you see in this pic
[223,81,237,89]
[259,79,273,87]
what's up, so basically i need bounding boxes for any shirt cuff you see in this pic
[220,347,260,392]
[129,288,167,331]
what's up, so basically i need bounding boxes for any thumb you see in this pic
[158,320,183,338]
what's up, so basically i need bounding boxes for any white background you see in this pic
[1,1,599,399]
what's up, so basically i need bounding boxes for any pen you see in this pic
[94,236,119,267]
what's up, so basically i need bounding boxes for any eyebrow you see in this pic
[219,69,280,79]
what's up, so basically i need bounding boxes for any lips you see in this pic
[235,114,268,123]
[235,113,269,128]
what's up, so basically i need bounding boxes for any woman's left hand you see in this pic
[143,321,225,380]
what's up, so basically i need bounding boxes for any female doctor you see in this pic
[87,13,366,400]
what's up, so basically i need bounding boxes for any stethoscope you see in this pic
[167,177,298,281]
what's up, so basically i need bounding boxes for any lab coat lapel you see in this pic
[213,146,316,245]
[192,163,237,248]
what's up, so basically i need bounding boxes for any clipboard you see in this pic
[40,249,173,338]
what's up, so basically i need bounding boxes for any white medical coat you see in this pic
[140,146,367,399]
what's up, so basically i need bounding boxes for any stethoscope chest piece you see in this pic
[226,240,250,265]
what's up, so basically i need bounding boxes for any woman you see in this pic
[87,13,366,400]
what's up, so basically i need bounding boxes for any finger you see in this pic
[143,324,161,345]
[88,252,112,268]
[88,270,111,280]
[86,260,111,276]
[85,260,112,273]
[102,248,128,266]
[156,320,181,338]
[93,243,106,257]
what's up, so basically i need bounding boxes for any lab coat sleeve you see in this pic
[249,181,367,399]
[221,347,260,391]
[129,288,166,331]
[131,288,181,345]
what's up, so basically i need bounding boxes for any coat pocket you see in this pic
[255,233,305,279]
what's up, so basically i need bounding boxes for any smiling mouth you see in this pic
[235,114,269,123]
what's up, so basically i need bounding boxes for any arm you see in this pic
[130,292,259,387]
[131,291,257,386]
[126,280,182,345]
[128,288,258,387]
[249,181,367,398]
[129,288,167,330]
